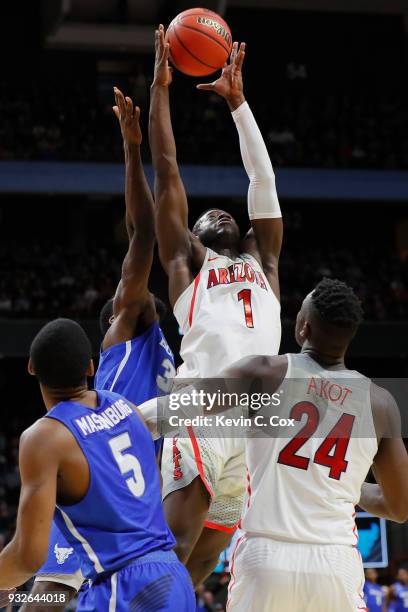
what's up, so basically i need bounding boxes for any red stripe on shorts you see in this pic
[187,425,213,498]
[227,535,244,612]
[204,520,239,533]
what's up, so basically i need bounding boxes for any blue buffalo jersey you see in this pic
[393,582,408,611]
[94,321,175,401]
[38,321,175,581]
[46,390,176,580]
[363,581,385,612]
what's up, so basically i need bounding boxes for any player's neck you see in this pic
[301,343,346,370]
[41,384,95,412]
[210,243,240,259]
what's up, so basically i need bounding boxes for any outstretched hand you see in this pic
[197,42,246,110]
[152,24,173,87]
[113,87,142,146]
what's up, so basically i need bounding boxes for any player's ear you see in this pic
[299,320,310,341]
[27,358,35,376]
[87,359,95,378]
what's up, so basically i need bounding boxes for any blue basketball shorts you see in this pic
[77,550,195,612]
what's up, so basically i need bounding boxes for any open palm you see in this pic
[197,42,246,105]
[112,87,142,146]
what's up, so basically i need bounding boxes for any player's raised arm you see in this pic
[358,385,408,523]
[104,89,156,349]
[197,42,283,299]
[149,25,204,305]
[0,422,59,589]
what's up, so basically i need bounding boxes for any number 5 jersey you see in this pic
[47,390,176,580]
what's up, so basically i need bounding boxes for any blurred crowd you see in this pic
[0,239,405,323]
[0,242,119,320]
[0,77,408,170]
[0,427,19,551]
[280,244,408,322]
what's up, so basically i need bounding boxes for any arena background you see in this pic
[0,1,407,610]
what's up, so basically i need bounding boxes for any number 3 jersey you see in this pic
[174,248,281,378]
[95,320,176,399]
[241,353,378,546]
[46,390,176,581]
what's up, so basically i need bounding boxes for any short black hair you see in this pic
[154,297,168,323]
[99,298,114,335]
[99,296,169,336]
[311,278,364,329]
[192,208,219,234]
[30,319,92,389]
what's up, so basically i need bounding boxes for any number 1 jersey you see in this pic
[241,353,378,545]
[174,248,281,378]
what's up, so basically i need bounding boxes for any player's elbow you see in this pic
[391,507,408,523]
[391,513,408,524]
[249,174,276,189]
[154,154,180,179]
[132,226,155,246]
[388,499,408,523]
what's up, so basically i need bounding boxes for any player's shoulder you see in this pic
[370,381,398,412]
[19,416,71,457]
[224,354,288,380]
[188,230,207,262]
[370,381,401,438]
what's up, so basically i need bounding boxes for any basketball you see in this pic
[166,8,232,77]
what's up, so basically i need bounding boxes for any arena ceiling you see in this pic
[42,0,408,53]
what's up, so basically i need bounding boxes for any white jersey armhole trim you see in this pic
[285,353,294,380]
[173,247,212,314]
[241,252,281,309]
[109,340,132,391]
[57,508,104,574]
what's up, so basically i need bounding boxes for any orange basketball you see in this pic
[165,8,232,77]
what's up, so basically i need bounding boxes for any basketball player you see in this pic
[0,319,194,610]
[200,278,408,611]
[24,88,176,609]
[149,26,283,584]
[363,569,387,612]
[388,565,408,611]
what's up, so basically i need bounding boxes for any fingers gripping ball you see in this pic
[166,8,232,77]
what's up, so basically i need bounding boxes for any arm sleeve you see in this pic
[232,101,282,220]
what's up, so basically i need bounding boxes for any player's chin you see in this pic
[216,223,238,238]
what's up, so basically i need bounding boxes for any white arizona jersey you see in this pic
[174,247,281,378]
[241,353,378,546]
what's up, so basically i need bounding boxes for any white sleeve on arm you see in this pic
[232,101,281,220]
[137,398,160,440]
[137,386,198,439]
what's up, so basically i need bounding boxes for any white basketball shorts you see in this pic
[161,428,246,531]
[227,535,366,612]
